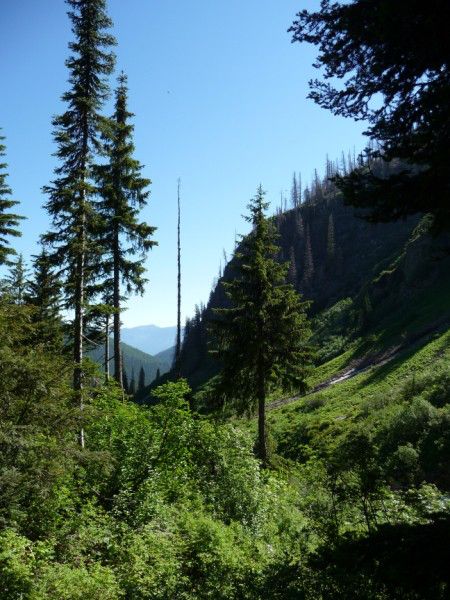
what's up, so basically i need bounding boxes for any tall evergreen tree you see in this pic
[212,186,312,464]
[129,368,136,396]
[295,212,304,239]
[302,225,314,284]
[25,249,64,348]
[138,365,145,392]
[175,178,182,376]
[291,173,300,209]
[288,246,297,286]
[94,72,156,388]
[4,254,27,304]
[0,132,23,266]
[42,0,116,436]
[122,369,129,394]
[327,213,336,263]
[104,313,111,382]
[26,250,61,312]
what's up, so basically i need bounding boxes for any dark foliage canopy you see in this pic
[290,0,450,229]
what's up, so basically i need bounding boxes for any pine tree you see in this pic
[287,246,297,286]
[26,249,61,313]
[175,178,182,375]
[327,213,336,263]
[25,248,64,348]
[0,132,23,266]
[290,0,450,228]
[42,0,116,430]
[104,313,111,382]
[129,368,136,396]
[303,187,311,204]
[291,172,299,209]
[302,225,314,284]
[138,365,145,391]
[94,72,156,388]
[297,172,302,205]
[4,254,27,304]
[122,369,129,393]
[295,212,304,239]
[313,168,323,201]
[212,186,312,464]
[89,301,115,382]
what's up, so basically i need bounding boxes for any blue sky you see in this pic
[0,0,366,327]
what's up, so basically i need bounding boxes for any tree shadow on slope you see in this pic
[265,513,450,599]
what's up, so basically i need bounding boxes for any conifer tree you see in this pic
[138,365,145,391]
[291,173,300,209]
[288,246,297,286]
[26,249,64,348]
[94,72,156,388]
[295,212,304,239]
[175,178,182,375]
[302,225,314,284]
[42,0,116,423]
[104,315,110,381]
[327,213,335,263]
[0,132,23,266]
[303,187,311,204]
[26,249,61,312]
[122,369,129,393]
[290,0,450,228]
[313,168,322,200]
[129,368,136,396]
[102,307,114,382]
[4,254,27,304]
[212,186,312,464]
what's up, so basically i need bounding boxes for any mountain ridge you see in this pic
[121,324,183,356]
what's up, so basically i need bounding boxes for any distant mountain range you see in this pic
[121,324,183,356]
[154,345,175,365]
[88,340,172,388]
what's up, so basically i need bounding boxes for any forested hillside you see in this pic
[163,167,447,393]
[121,324,181,356]
[87,340,171,389]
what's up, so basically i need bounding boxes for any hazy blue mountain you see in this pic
[154,345,175,366]
[121,324,183,355]
[87,341,172,387]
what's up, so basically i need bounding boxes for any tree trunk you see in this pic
[257,363,267,466]
[113,224,122,387]
[104,313,110,382]
[175,179,181,376]
[73,210,85,449]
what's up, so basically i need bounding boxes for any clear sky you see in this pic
[0,0,366,327]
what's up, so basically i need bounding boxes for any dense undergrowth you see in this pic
[2,293,450,599]
[2,217,449,599]
[0,300,306,599]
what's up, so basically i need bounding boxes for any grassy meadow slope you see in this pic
[247,223,450,466]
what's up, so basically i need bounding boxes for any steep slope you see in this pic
[154,345,175,366]
[169,189,420,392]
[121,324,182,355]
[87,340,171,387]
